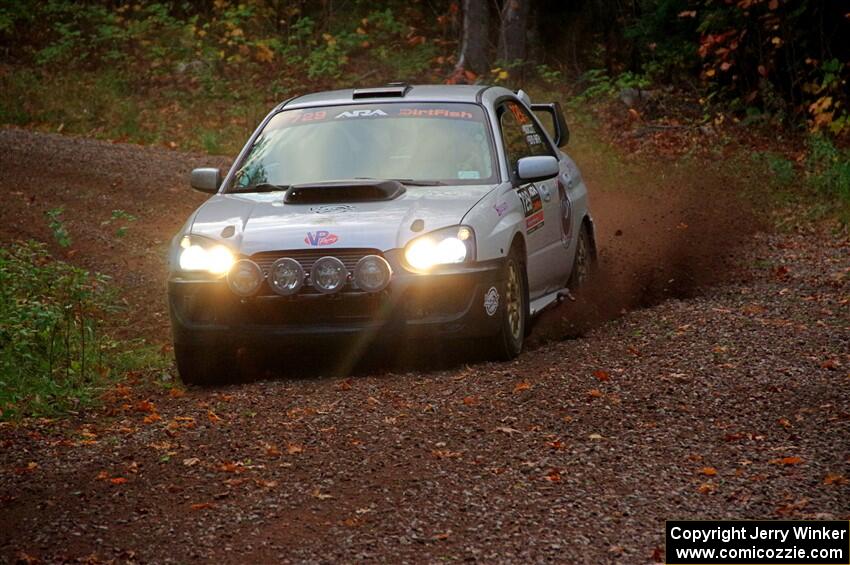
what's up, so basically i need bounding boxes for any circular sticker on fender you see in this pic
[484,286,500,316]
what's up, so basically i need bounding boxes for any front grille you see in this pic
[250,248,383,295]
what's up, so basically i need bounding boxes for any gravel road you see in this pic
[0,127,847,563]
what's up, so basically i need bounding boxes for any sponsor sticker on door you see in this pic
[518,184,545,234]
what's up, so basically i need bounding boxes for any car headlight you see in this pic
[178,236,235,275]
[404,226,475,271]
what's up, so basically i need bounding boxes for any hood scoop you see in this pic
[283,180,405,204]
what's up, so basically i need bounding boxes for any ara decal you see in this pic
[304,230,339,246]
[334,109,388,119]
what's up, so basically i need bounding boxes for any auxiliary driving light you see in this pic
[353,255,392,292]
[268,257,304,295]
[227,259,263,297]
[309,256,348,294]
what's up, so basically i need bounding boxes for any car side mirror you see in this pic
[517,156,559,183]
[190,168,221,194]
[531,102,570,147]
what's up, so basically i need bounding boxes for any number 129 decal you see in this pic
[518,184,545,234]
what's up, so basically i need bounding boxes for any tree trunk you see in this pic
[455,0,490,76]
[498,0,530,64]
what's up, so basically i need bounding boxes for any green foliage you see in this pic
[535,64,563,85]
[572,69,651,104]
[625,0,699,80]
[750,152,796,187]
[4,1,416,83]
[0,242,118,419]
[806,135,850,202]
[100,209,138,238]
[46,207,71,247]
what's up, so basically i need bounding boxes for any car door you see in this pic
[497,100,570,298]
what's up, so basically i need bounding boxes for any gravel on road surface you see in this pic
[0,127,847,563]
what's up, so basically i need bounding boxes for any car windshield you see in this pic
[228,102,497,191]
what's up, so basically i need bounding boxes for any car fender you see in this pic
[463,182,526,263]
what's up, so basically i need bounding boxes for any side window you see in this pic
[498,101,554,176]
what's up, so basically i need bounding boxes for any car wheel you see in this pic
[567,224,593,292]
[492,248,528,360]
[174,343,234,386]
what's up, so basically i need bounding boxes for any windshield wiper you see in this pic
[355,177,444,186]
[392,179,445,186]
[230,182,290,193]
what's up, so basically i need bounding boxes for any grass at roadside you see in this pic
[0,241,171,421]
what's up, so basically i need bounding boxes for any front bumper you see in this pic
[168,254,506,348]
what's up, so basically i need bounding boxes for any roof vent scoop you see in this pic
[352,83,411,99]
[283,180,406,204]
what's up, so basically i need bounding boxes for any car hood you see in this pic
[188,184,496,255]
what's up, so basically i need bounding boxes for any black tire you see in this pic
[174,343,234,386]
[567,223,594,293]
[492,247,529,361]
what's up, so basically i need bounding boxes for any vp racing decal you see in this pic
[518,184,545,234]
[305,230,339,246]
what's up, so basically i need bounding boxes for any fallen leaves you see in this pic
[495,426,522,435]
[545,468,562,482]
[769,456,803,465]
[134,400,156,414]
[190,502,214,511]
[219,462,245,474]
[592,369,610,381]
[14,462,38,475]
[311,488,333,500]
[143,412,161,424]
[701,467,718,476]
[512,381,531,393]
[697,482,716,494]
[823,473,847,485]
[96,471,128,485]
[546,439,567,450]
[182,457,200,467]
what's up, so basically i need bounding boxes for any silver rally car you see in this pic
[169,83,595,384]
